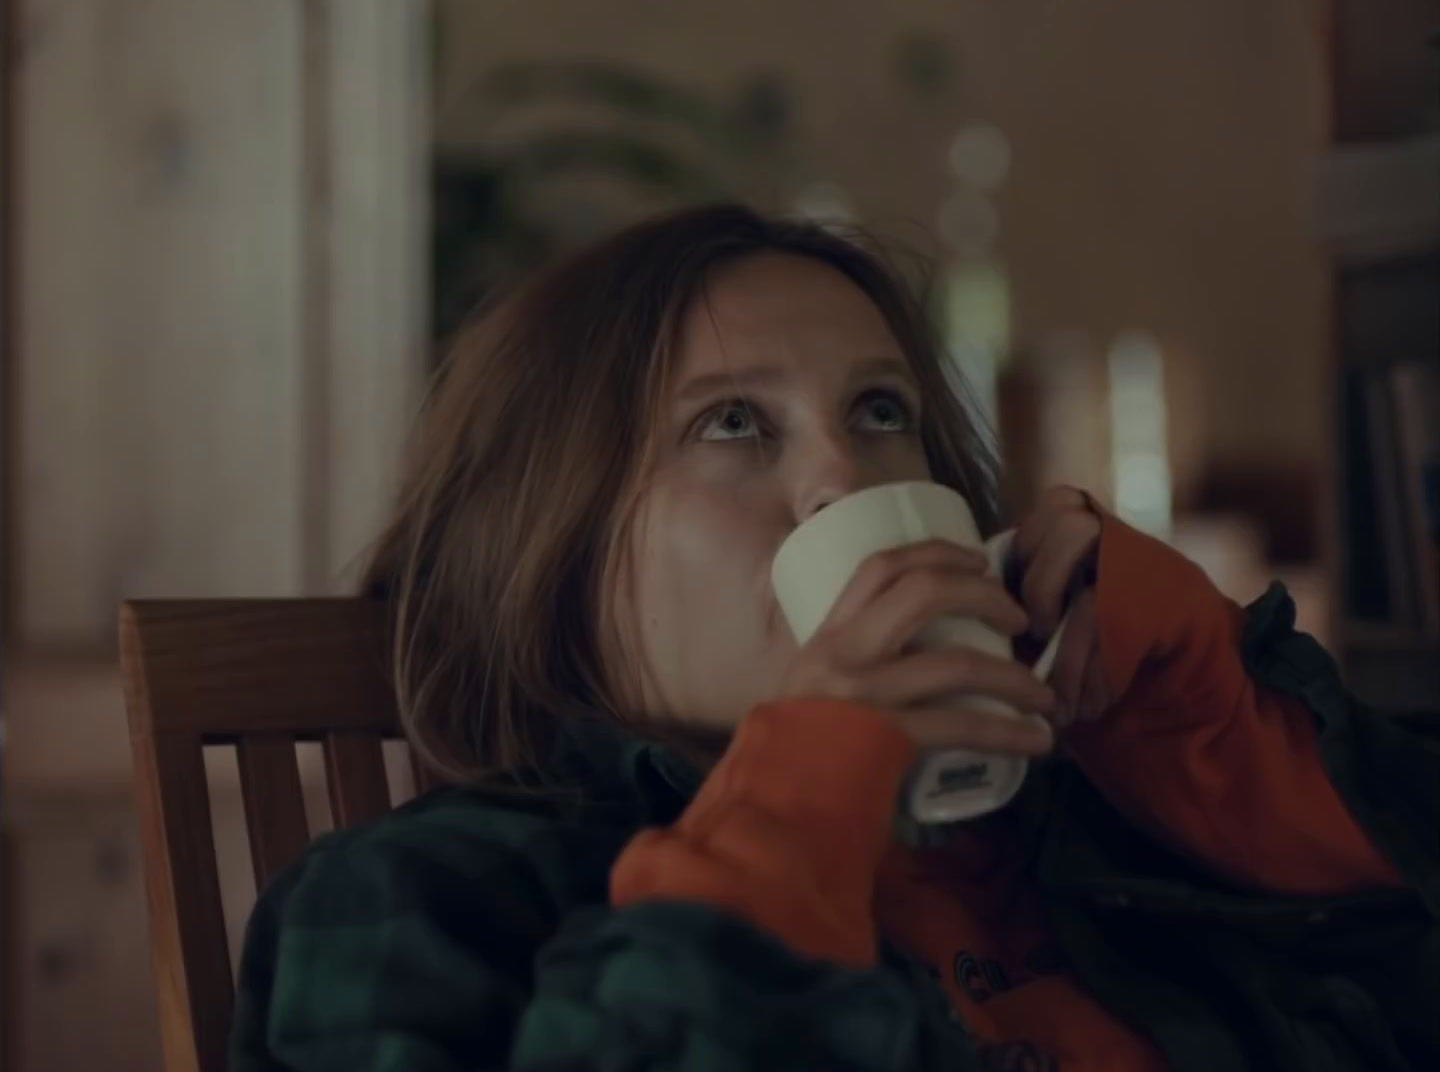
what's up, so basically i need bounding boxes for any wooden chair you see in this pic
[120,599,436,1072]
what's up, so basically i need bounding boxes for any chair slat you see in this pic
[129,731,235,1072]
[237,737,311,888]
[120,598,406,1072]
[121,600,395,736]
[323,730,391,829]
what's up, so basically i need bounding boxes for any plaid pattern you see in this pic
[230,728,977,1072]
[232,586,1440,1072]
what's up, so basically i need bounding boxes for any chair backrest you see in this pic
[119,599,434,1072]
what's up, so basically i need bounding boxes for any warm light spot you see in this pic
[948,124,1011,190]
[1108,331,1173,535]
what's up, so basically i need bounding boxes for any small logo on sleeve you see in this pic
[978,1041,1060,1072]
[927,763,993,796]
[955,950,1013,1003]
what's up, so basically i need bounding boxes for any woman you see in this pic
[232,205,1438,1072]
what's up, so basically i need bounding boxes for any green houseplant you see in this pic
[433,59,795,345]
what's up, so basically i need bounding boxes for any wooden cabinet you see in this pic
[6,785,277,1072]
[7,795,165,1072]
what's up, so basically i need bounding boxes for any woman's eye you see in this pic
[698,401,761,441]
[855,389,917,432]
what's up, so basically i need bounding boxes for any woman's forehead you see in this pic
[671,252,904,382]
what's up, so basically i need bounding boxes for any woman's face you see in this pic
[610,252,933,731]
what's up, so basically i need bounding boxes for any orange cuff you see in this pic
[611,699,914,967]
[1091,513,1232,708]
[1064,515,1400,894]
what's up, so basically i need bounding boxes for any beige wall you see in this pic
[438,0,1331,503]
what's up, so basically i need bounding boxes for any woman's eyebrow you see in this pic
[845,356,919,390]
[675,357,915,405]
[674,365,789,405]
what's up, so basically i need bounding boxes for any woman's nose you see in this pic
[793,439,868,522]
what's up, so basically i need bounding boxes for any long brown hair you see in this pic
[364,203,999,787]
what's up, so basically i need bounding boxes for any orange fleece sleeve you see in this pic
[610,699,915,968]
[1062,515,1401,895]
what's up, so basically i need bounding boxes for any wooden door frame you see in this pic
[2,0,22,1062]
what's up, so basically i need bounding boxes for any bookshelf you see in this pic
[1341,627,1440,712]
[1321,133,1440,711]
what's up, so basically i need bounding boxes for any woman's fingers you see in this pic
[1045,587,1096,728]
[864,646,1058,716]
[1010,495,1101,636]
[824,539,988,627]
[1011,486,1092,551]
[1047,588,1112,727]
[1020,512,1098,635]
[830,567,1029,661]
[895,703,1056,757]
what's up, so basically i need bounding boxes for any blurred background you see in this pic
[0,1,1436,1068]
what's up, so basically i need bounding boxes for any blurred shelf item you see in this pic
[1335,255,1440,370]
[1340,584,1438,714]
[1322,25,1440,712]
[1315,134,1440,265]
[1341,641,1440,714]
[1339,358,1440,639]
[1342,619,1440,653]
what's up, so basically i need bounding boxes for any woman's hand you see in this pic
[776,538,1058,756]
[1009,487,1111,730]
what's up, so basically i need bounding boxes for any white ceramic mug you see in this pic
[771,480,1068,824]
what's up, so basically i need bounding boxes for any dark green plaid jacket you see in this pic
[231,586,1440,1072]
